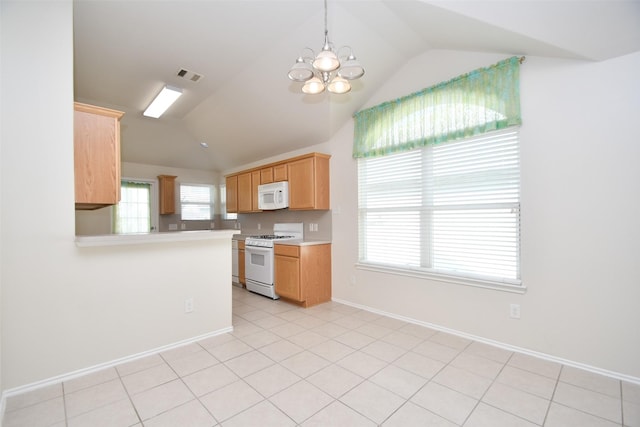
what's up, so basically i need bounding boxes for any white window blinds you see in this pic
[180,184,214,220]
[358,129,521,285]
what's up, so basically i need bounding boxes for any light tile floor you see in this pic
[4,286,640,426]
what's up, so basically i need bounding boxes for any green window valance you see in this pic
[353,56,522,159]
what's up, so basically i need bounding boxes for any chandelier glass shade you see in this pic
[288,0,364,95]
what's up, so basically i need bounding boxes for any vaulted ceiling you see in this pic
[73,1,640,172]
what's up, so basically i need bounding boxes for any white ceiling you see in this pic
[73,0,640,172]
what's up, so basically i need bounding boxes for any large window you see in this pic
[354,57,522,289]
[180,184,214,220]
[358,128,521,287]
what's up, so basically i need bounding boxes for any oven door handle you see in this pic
[245,245,273,254]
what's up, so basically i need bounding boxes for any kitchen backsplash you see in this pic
[77,206,332,240]
[223,209,332,241]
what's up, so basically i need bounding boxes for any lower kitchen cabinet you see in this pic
[238,241,246,286]
[274,243,331,308]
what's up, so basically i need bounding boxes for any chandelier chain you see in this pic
[324,0,328,38]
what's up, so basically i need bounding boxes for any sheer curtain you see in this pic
[353,56,522,159]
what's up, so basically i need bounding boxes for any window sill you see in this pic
[355,262,526,294]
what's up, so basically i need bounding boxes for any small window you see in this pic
[180,184,214,220]
[114,179,156,233]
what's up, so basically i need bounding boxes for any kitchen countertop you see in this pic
[274,240,331,246]
[76,230,240,247]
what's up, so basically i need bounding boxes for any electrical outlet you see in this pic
[309,223,314,232]
[257,223,261,230]
[181,223,186,230]
[509,303,521,319]
[314,223,319,232]
[184,297,194,313]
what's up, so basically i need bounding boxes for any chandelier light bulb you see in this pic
[328,76,351,94]
[302,76,325,94]
[313,48,340,72]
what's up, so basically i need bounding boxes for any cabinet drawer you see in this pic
[275,244,299,257]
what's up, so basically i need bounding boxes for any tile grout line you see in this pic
[115,359,145,427]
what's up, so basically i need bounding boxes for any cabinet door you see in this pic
[273,164,288,182]
[237,172,252,212]
[74,103,124,210]
[275,254,301,301]
[260,167,273,184]
[225,175,238,213]
[158,175,177,215]
[288,157,316,210]
[251,170,261,211]
[239,248,246,285]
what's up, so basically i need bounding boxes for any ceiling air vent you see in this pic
[176,68,203,83]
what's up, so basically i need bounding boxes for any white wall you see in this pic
[329,50,640,380]
[1,1,232,392]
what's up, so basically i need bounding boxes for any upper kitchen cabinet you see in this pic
[224,152,330,214]
[237,171,261,213]
[260,164,288,184]
[225,175,238,213]
[288,153,330,210]
[74,102,124,210]
[251,170,261,212]
[260,167,273,184]
[237,172,252,212]
[158,175,177,215]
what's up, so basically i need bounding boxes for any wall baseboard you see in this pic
[332,297,640,386]
[0,326,233,424]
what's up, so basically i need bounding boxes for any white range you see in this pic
[244,223,303,299]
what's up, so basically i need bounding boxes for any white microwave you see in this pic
[258,181,289,210]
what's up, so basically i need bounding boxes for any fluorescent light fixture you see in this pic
[143,85,182,118]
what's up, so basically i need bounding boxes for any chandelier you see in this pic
[287,0,364,95]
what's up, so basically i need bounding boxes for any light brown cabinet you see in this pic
[238,240,246,285]
[237,171,261,213]
[74,102,124,210]
[224,152,329,214]
[251,170,261,211]
[273,164,288,182]
[274,243,331,307]
[225,175,238,213]
[260,167,273,184]
[288,154,330,210]
[158,175,177,215]
[237,172,252,212]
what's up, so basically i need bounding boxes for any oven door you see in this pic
[245,245,274,286]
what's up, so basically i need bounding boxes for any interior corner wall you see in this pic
[1,1,231,391]
[329,50,640,379]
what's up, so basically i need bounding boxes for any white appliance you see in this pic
[231,239,239,285]
[244,223,303,299]
[258,181,289,210]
